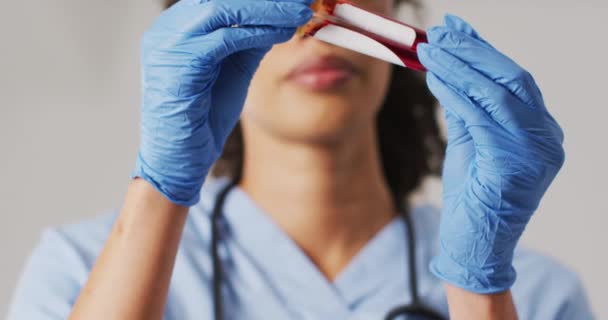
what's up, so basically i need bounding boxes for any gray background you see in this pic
[1,0,606,318]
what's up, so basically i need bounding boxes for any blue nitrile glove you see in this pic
[133,0,313,206]
[417,15,566,294]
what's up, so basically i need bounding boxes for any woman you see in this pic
[8,0,594,319]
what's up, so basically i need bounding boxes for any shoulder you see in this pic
[408,204,594,319]
[409,203,441,254]
[7,212,117,319]
[29,177,228,260]
[8,179,226,320]
[511,247,595,319]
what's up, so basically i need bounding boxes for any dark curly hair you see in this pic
[162,0,445,206]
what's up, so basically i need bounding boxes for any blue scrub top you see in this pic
[8,179,595,319]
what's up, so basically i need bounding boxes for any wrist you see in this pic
[127,178,190,212]
[132,153,207,207]
[445,284,518,320]
[430,250,516,294]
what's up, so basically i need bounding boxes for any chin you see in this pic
[261,101,373,146]
[242,71,386,146]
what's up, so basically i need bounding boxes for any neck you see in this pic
[239,122,397,281]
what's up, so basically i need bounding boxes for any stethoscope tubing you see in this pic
[210,180,445,320]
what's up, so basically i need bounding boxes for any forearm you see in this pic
[69,179,188,320]
[446,284,518,320]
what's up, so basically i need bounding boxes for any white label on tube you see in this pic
[314,25,405,67]
[333,3,417,48]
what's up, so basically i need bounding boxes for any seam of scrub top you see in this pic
[332,216,409,308]
[221,185,350,317]
[195,179,446,317]
[221,183,423,316]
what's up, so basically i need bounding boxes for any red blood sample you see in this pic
[298,0,427,71]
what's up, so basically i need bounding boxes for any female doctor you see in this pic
[8,0,594,319]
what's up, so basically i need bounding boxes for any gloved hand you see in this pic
[417,15,566,293]
[133,0,313,206]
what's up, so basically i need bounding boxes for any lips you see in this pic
[286,55,358,90]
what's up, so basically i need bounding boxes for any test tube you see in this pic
[298,0,427,71]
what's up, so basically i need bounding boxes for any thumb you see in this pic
[208,47,272,144]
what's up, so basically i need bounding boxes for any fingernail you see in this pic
[299,6,313,19]
[285,3,313,20]
[416,43,436,67]
[430,26,463,48]
[427,26,448,45]
[426,71,436,85]
[416,43,431,55]
[444,14,482,39]
[427,26,443,36]
[298,0,315,6]
[444,14,459,27]
[418,45,463,71]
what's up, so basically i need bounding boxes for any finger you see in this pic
[185,0,315,3]
[418,43,531,130]
[427,25,543,108]
[158,0,313,34]
[427,73,525,178]
[202,26,297,64]
[153,26,295,98]
[426,72,493,131]
[441,109,475,201]
[198,0,312,32]
[210,47,271,142]
[426,74,481,196]
[172,0,315,9]
[443,14,493,49]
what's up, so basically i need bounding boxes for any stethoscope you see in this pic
[211,179,446,320]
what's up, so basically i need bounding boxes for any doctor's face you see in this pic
[241,0,396,145]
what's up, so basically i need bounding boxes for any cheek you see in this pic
[241,42,296,136]
[362,60,392,115]
[241,43,287,117]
